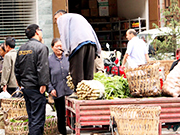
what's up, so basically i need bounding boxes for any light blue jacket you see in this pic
[57,13,101,56]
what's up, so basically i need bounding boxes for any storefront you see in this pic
[52,0,152,54]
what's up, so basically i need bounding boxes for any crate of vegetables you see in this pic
[5,115,58,135]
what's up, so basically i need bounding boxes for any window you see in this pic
[0,0,37,50]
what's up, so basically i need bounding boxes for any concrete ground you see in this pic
[46,104,180,135]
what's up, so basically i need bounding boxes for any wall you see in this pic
[52,0,68,39]
[38,0,53,53]
[117,0,146,19]
[149,0,159,29]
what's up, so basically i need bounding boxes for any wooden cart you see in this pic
[66,97,180,135]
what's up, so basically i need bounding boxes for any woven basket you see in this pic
[150,60,174,80]
[125,63,161,97]
[44,115,58,135]
[1,91,27,119]
[5,115,58,135]
[5,116,29,135]
[110,105,161,135]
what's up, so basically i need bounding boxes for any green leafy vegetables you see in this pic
[94,72,130,99]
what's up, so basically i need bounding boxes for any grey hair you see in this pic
[54,10,67,16]
[127,29,137,36]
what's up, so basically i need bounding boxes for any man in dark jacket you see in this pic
[15,24,49,135]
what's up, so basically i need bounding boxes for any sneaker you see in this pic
[68,92,78,99]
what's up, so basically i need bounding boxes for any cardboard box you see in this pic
[89,0,98,8]
[109,5,117,16]
[81,0,89,8]
[99,6,109,16]
[81,9,90,17]
[90,8,99,17]
[108,0,117,6]
[98,0,108,2]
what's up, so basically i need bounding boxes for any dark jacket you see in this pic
[48,53,72,98]
[15,38,50,89]
[169,59,180,71]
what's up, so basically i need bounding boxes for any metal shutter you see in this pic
[0,0,37,50]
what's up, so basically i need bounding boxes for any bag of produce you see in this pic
[76,80,105,100]
[162,62,180,97]
[0,91,11,99]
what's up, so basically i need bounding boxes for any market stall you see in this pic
[66,60,178,135]
[66,97,180,135]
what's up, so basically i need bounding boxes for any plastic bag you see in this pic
[0,91,11,99]
[162,62,180,97]
[11,87,23,98]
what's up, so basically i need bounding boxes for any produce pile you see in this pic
[10,115,54,123]
[8,115,56,131]
[93,72,130,99]
[76,80,105,100]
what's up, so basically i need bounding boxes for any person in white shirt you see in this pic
[122,29,149,68]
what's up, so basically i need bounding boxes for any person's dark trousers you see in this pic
[7,87,16,95]
[22,89,46,135]
[54,96,66,135]
[69,44,96,91]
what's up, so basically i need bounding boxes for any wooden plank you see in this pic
[160,113,180,118]
[70,98,180,106]
[161,108,180,113]
[80,121,109,126]
[80,110,110,115]
[160,118,180,123]
[80,115,109,121]
[80,103,180,110]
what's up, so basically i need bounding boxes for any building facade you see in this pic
[0,0,179,53]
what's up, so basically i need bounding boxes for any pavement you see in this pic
[46,104,180,135]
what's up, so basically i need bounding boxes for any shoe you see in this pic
[68,92,78,99]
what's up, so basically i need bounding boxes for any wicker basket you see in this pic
[1,91,27,119]
[5,115,58,135]
[44,115,58,135]
[125,63,161,97]
[110,105,161,135]
[150,60,174,80]
[1,97,27,119]
[5,116,29,135]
